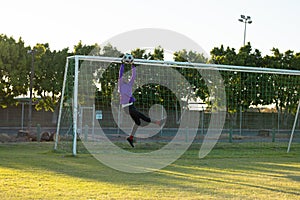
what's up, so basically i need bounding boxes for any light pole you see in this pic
[27,49,36,132]
[238,15,252,135]
[238,15,252,46]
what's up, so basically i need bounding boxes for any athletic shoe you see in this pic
[127,137,134,148]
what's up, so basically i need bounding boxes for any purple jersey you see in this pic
[118,63,136,104]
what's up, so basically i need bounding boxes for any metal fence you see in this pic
[1,103,299,136]
[0,104,57,131]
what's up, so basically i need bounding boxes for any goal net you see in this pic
[54,55,300,156]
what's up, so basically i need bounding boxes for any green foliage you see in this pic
[148,46,164,60]
[173,49,209,106]
[34,43,69,111]
[131,48,147,59]
[132,47,168,110]
[131,46,164,60]
[210,43,300,116]
[1,34,300,119]
[174,49,207,63]
[73,40,101,56]
[101,43,122,57]
[0,35,28,107]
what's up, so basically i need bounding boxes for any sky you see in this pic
[1,0,300,56]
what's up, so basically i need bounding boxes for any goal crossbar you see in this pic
[67,55,300,75]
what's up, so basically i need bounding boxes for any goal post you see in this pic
[54,57,69,151]
[287,99,300,152]
[54,55,300,155]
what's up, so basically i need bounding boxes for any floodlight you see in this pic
[238,14,253,46]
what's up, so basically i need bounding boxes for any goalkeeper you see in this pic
[118,55,165,147]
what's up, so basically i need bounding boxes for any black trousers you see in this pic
[124,104,151,126]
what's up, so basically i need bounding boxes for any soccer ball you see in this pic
[122,53,134,64]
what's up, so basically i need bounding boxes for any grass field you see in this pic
[0,142,300,199]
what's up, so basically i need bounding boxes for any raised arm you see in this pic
[119,63,125,79]
[128,64,136,85]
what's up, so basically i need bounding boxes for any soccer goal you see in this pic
[54,55,300,155]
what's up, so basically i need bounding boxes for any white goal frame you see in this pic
[54,55,300,155]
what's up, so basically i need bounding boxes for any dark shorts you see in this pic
[123,104,151,126]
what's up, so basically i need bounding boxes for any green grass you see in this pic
[0,142,300,199]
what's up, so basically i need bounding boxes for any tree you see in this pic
[263,48,300,126]
[73,41,101,56]
[131,47,169,110]
[210,43,266,111]
[174,49,207,63]
[210,45,237,65]
[101,43,122,57]
[34,43,69,111]
[131,48,148,59]
[0,34,28,108]
[147,46,164,60]
[173,49,209,105]
[210,43,266,127]
[131,46,164,60]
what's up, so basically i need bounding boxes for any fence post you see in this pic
[36,124,41,142]
[185,127,189,143]
[229,128,233,143]
[272,128,275,142]
[84,125,88,141]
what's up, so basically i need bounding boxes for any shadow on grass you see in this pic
[0,142,300,198]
